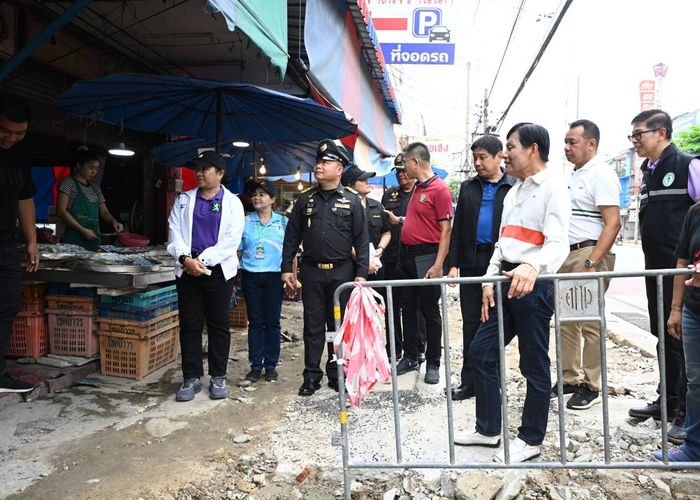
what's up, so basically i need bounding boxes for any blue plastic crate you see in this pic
[98,301,179,322]
[100,285,177,309]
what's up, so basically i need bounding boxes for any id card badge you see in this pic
[255,245,265,259]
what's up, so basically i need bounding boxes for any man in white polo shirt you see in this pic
[555,119,621,410]
[454,122,570,463]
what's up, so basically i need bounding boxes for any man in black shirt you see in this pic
[0,94,40,394]
[341,163,391,278]
[382,155,425,360]
[282,140,369,396]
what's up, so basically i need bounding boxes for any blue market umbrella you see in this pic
[57,73,357,149]
[151,137,317,177]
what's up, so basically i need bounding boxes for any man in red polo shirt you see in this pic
[396,142,453,384]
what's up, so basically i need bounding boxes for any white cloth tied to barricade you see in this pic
[333,283,391,408]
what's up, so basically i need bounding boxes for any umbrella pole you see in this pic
[215,90,222,153]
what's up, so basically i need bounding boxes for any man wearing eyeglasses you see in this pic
[394,142,453,385]
[628,109,700,445]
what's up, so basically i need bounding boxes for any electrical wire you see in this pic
[494,0,574,131]
[487,0,526,102]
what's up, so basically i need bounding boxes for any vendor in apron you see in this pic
[56,148,123,251]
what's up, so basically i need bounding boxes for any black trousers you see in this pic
[382,259,425,360]
[458,246,493,388]
[645,256,686,411]
[0,244,21,376]
[299,260,354,384]
[400,244,443,366]
[176,265,235,379]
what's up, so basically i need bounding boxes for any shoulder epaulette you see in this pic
[345,186,359,195]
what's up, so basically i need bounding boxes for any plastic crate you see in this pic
[8,312,48,358]
[21,299,45,313]
[21,283,46,301]
[99,285,177,309]
[97,310,179,338]
[98,325,179,380]
[229,296,248,328]
[46,309,99,357]
[98,301,178,322]
[46,295,98,313]
[47,283,97,297]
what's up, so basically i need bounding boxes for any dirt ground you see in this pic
[3,295,700,500]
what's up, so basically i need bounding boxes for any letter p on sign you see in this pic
[413,8,441,37]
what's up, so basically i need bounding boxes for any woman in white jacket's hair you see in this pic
[167,151,244,402]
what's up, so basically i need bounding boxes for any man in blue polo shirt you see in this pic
[447,135,515,400]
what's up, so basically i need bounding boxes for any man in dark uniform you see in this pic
[0,94,40,394]
[628,109,700,443]
[447,135,514,400]
[282,140,369,396]
[382,155,425,360]
[341,163,391,279]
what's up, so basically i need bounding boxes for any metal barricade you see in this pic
[331,268,699,500]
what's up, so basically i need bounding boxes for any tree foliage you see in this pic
[447,179,461,200]
[674,124,700,154]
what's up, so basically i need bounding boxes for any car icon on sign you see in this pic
[429,25,450,42]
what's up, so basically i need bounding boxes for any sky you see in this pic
[380,0,700,171]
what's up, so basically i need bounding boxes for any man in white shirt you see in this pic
[555,120,621,411]
[454,122,570,463]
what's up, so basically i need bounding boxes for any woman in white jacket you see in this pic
[167,151,244,402]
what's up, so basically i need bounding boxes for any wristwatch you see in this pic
[584,259,595,269]
[399,216,405,224]
[376,245,385,253]
[178,255,189,265]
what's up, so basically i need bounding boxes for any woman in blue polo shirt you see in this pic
[239,181,287,382]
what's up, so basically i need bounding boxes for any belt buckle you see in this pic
[318,263,333,270]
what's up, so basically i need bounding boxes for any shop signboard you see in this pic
[368,0,456,65]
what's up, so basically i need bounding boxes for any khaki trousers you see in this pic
[558,246,615,391]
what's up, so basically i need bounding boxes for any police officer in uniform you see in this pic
[282,140,370,396]
[341,163,391,279]
[382,154,425,360]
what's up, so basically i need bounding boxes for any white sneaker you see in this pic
[493,437,540,463]
[454,429,501,448]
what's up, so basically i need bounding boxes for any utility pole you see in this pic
[483,88,489,134]
[463,61,471,181]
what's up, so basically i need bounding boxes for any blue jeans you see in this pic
[242,270,283,371]
[468,280,555,446]
[681,307,700,459]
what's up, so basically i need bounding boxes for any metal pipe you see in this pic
[0,0,94,81]
[385,285,403,463]
[333,285,351,500]
[656,275,669,462]
[441,283,456,464]
[496,283,510,463]
[598,277,612,464]
[348,460,700,470]
[553,279,567,464]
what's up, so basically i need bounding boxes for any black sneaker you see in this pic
[628,398,676,421]
[395,357,419,375]
[424,364,440,385]
[264,367,278,382]
[245,369,262,382]
[550,381,578,399]
[0,373,34,393]
[566,385,600,410]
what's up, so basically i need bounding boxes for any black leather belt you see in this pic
[570,239,597,251]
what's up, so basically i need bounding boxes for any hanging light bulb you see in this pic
[108,118,134,157]
[258,157,267,176]
[297,181,303,191]
[294,166,301,181]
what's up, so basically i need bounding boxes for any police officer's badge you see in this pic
[662,172,675,187]
[320,143,328,152]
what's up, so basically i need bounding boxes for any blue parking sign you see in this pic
[413,8,442,37]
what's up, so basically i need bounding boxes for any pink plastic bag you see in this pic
[333,284,391,408]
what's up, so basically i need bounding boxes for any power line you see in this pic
[487,0,526,102]
[494,0,575,132]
